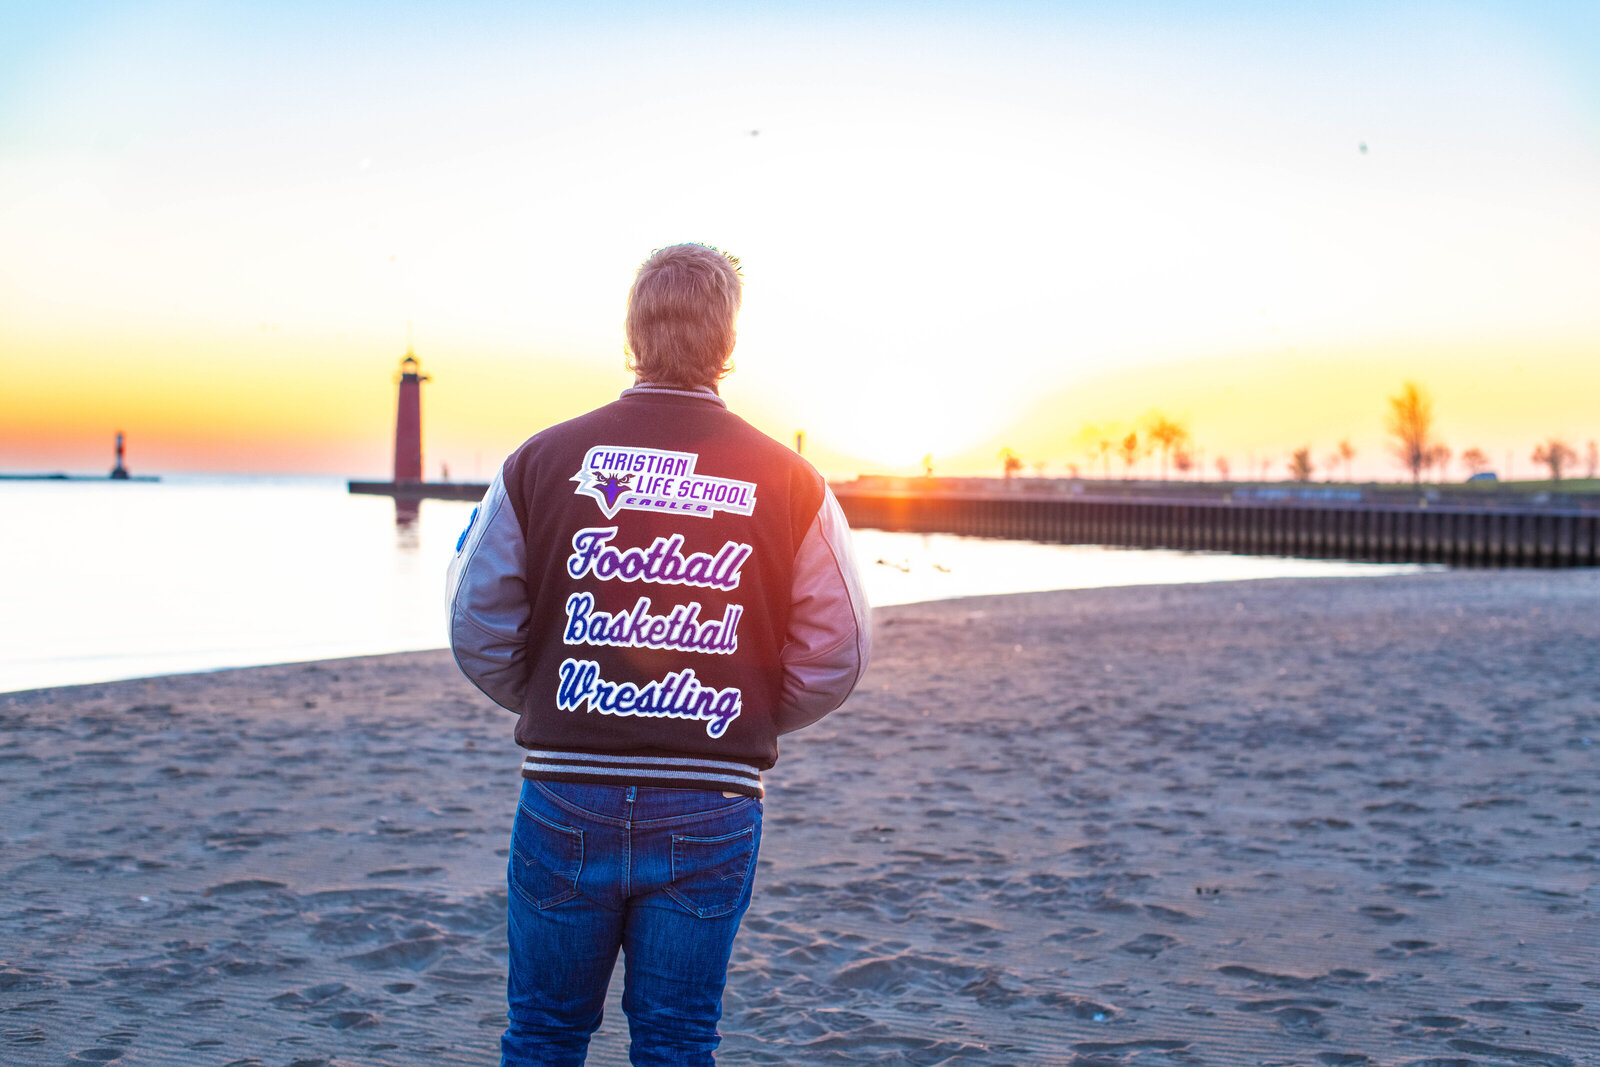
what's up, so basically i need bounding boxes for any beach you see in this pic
[3,569,1597,1066]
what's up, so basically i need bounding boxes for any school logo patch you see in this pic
[572,446,757,520]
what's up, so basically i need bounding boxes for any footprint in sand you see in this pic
[1217,964,1370,989]
[1036,992,1114,1019]
[201,831,287,851]
[270,981,350,1008]
[1238,996,1339,1037]
[2,1026,46,1046]
[1269,1006,1329,1038]
[1468,999,1585,1015]
[342,936,448,970]
[1376,939,1441,959]
[201,878,287,896]
[1118,933,1179,958]
[365,866,444,879]
[1071,1039,1189,1055]
[1364,800,1428,815]
[1448,1038,1574,1066]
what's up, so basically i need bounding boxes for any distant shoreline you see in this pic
[0,472,160,482]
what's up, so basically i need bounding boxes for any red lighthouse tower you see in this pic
[393,347,430,484]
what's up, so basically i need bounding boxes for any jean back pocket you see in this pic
[509,802,584,910]
[666,825,757,919]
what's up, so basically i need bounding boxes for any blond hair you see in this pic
[624,243,742,387]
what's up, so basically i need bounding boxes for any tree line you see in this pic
[1384,381,1595,485]
[992,382,1597,485]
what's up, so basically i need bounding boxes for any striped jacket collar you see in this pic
[621,382,727,408]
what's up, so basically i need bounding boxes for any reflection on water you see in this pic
[0,475,472,693]
[852,529,1418,607]
[394,497,421,548]
[0,476,1419,693]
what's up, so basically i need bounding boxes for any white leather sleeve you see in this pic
[445,467,529,712]
[775,486,873,734]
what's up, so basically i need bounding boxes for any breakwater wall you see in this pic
[348,480,487,502]
[832,489,1600,567]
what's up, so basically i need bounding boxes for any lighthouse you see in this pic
[393,348,430,484]
[110,431,130,479]
[349,345,477,503]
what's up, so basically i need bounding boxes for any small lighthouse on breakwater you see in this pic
[393,347,430,484]
[110,431,130,479]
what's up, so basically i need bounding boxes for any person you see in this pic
[446,242,872,1066]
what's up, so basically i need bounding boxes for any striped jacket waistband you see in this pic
[520,748,764,798]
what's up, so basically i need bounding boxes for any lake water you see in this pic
[0,476,1418,693]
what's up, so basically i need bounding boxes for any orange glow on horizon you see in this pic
[6,320,1594,487]
[0,325,623,476]
[911,336,1600,483]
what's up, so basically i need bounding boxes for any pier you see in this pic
[832,484,1600,567]
[348,480,486,502]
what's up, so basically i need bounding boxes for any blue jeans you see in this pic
[502,778,763,1066]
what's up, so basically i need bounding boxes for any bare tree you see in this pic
[1424,444,1452,483]
[1144,415,1189,481]
[1118,432,1142,478]
[1214,456,1231,482]
[1288,447,1314,483]
[1322,450,1343,481]
[1532,439,1578,482]
[1460,447,1490,476]
[1338,439,1356,482]
[1386,382,1436,487]
[1031,460,1048,478]
[1173,449,1193,477]
[1000,448,1023,481]
[1077,424,1118,480]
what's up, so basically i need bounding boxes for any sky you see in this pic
[2,1,1597,481]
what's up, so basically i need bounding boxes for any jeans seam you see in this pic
[532,779,630,827]
[631,794,757,827]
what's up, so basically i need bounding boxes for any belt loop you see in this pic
[625,785,636,804]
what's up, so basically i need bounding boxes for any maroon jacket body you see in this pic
[446,384,872,797]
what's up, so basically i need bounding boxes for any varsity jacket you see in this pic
[446,383,871,798]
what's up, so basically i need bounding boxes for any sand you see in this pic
[2,569,1597,1066]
